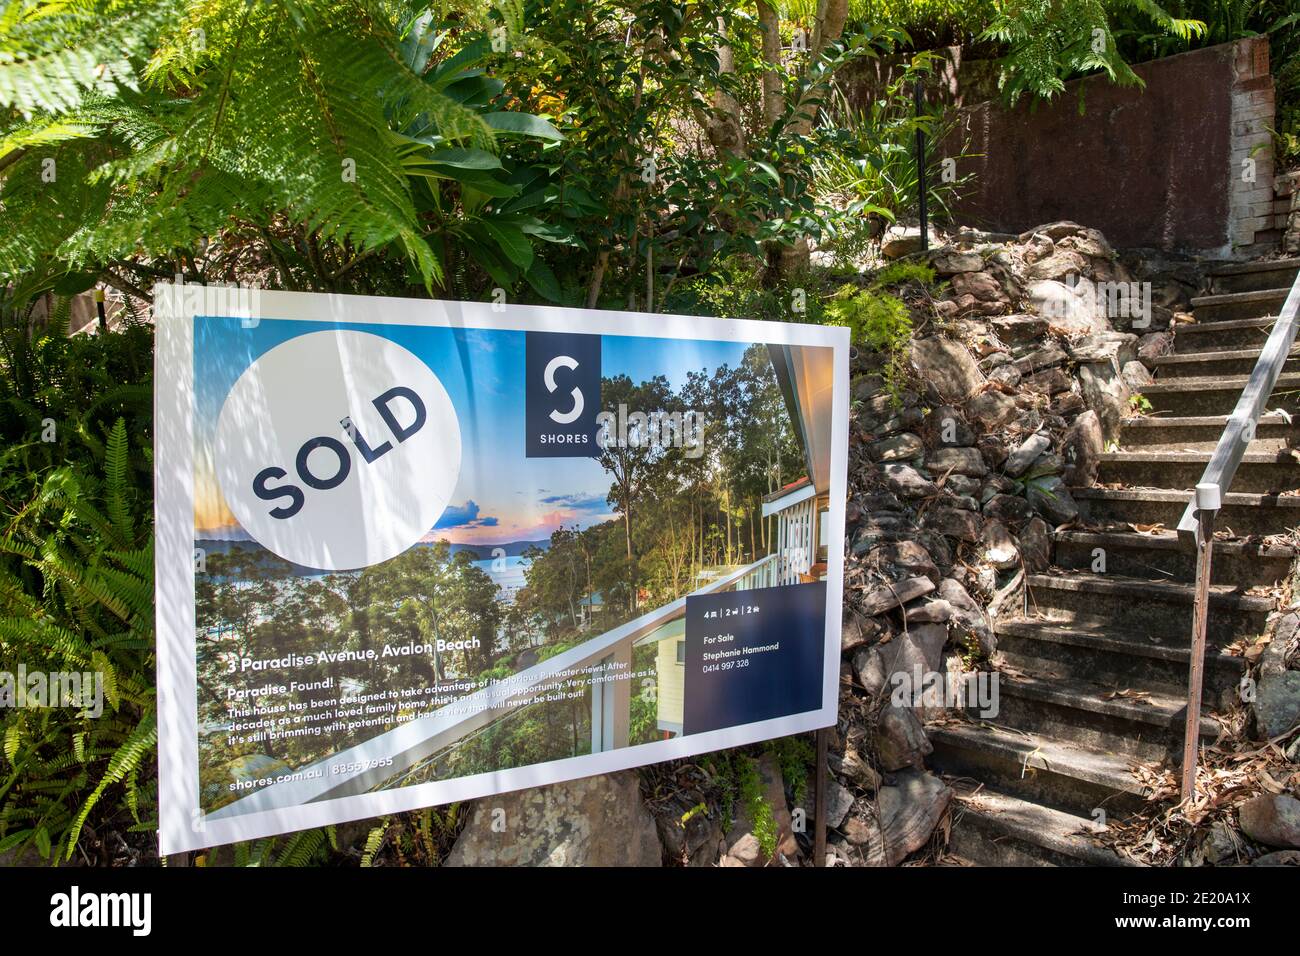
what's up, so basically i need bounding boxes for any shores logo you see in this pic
[50,887,151,936]
[525,332,705,458]
[525,331,601,457]
[215,329,461,571]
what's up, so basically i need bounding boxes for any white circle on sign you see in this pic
[215,329,460,570]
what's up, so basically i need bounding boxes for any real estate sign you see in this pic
[154,286,848,853]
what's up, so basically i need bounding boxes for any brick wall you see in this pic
[946,38,1278,257]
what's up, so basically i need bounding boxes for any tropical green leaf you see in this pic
[482,112,563,141]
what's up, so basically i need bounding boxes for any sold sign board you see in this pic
[154,288,848,854]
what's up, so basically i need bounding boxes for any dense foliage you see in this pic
[0,326,154,864]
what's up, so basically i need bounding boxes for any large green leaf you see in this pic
[483,112,563,141]
[399,9,443,75]
[462,225,519,287]
[426,37,492,91]
[480,220,533,270]
[525,259,563,303]
[426,147,502,171]
[444,75,504,107]
[405,162,520,198]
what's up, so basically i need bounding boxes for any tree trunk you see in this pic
[624,507,636,610]
[586,24,649,309]
[705,17,745,155]
[794,0,849,136]
[811,0,850,63]
[771,0,850,278]
[756,2,784,129]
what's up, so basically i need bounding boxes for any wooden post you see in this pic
[814,726,829,866]
[1181,483,1219,803]
[914,79,928,253]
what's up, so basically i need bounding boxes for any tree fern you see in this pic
[0,0,524,291]
[982,0,1206,103]
[0,0,166,118]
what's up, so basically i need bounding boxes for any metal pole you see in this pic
[1181,483,1219,803]
[813,726,829,866]
[914,79,928,253]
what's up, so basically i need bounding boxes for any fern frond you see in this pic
[104,418,133,542]
[360,818,389,866]
[63,711,155,861]
[272,827,327,866]
[0,1,170,118]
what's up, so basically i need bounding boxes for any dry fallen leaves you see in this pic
[1098,717,1300,866]
[1103,688,1153,704]
[1127,522,1166,535]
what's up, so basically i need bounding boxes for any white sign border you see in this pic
[155,289,850,854]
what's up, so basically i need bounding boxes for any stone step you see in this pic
[974,669,1222,762]
[1139,373,1300,416]
[1117,413,1294,453]
[1072,486,1300,537]
[1023,572,1273,643]
[1188,287,1290,323]
[1208,259,1300,295]
[1052,529,1295,588]
[1096,448,1300,493]
[1172,317,1276,354]
[946,786,1143,866]
[928,721,1147,819]
[1151,345,1300,379]
[994,617,1246,700]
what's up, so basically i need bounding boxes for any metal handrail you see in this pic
[1175,265,1300,801]
[1176,270,1300,547]
[208,552,779,819]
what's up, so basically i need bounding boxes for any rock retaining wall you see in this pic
[827,220,1181,865]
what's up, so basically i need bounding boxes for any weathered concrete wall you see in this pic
[945,38,1276,257]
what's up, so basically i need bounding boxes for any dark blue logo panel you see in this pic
[683,581,826,736]
[525,331,601,458]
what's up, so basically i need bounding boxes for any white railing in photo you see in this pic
[209,552,779,819]
[775,496,816,585]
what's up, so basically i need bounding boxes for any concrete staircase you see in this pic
[930,258,1300,866]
